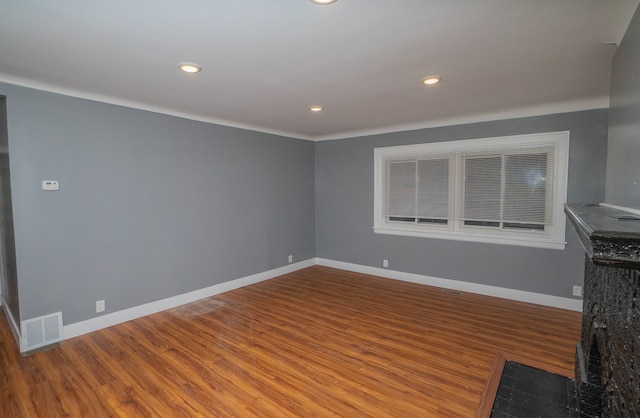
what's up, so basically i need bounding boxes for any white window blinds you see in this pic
[385,157,450,222]
[503,151,553,225]
[462,155,502,224]
[461,147,554,228]
[417,159,449,220]
[387,161,416,218]
[385,149,554,227]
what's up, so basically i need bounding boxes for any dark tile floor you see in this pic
[490,361,580,418]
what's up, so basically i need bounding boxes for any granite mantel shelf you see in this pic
[565,204,640,269]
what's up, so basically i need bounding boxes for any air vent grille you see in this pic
[21,312,63,353]
[441,289,464,296]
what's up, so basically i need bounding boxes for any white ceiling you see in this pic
[1,0,638,141]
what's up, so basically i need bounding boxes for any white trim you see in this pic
[374,131,569,155]
[600,203,640,216]
[314,98,609,141]
[64,259,315,340]
[372,226,567,249]
[1,295,21,346]
[315,258,583,312]
[51,256,581,342]
[0,74,314,142]
[0,74,607,143]
[374,131,569,250]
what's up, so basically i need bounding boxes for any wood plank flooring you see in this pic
[0,266,582,417]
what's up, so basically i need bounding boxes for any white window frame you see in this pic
[373,131,570,250]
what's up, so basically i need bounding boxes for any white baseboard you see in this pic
[64,259,315,340]
[1,296,21,346]
[315,258,583,312]
[62,255,581,343]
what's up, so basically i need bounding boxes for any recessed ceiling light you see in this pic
[178,62,203,73]
[309,105,324,112]
[423,76,442,85]
[311,0,337,4]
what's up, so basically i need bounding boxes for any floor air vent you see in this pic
[441,289,464,296]
[21,312,63,353]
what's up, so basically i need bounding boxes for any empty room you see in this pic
[1,1,639,417]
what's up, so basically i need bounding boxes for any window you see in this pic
[373,131,569,249]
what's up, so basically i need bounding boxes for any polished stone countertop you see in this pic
[565,204,640,269]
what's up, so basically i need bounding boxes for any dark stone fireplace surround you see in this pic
[565,204,640,417]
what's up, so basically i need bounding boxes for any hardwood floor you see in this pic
[1,266,582,417]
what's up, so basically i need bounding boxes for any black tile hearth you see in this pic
[490,361,579,418]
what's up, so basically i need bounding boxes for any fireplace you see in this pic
[565,204,640,417]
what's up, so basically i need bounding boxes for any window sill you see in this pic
[373,226,566,250]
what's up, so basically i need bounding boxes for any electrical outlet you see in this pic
[96,299,105,313]
[573,286,582,297]
[41,180,60,191]
[383,259,389,268]
[288,255,293,263]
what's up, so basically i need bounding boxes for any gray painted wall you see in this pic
[0,77,612,330]
[0,96,20,324]
[0,82,315,325]
[605,5,640,210]
[315,110,609,298]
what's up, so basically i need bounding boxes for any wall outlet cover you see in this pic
[573,285,582,297]
[41,180,60,191]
